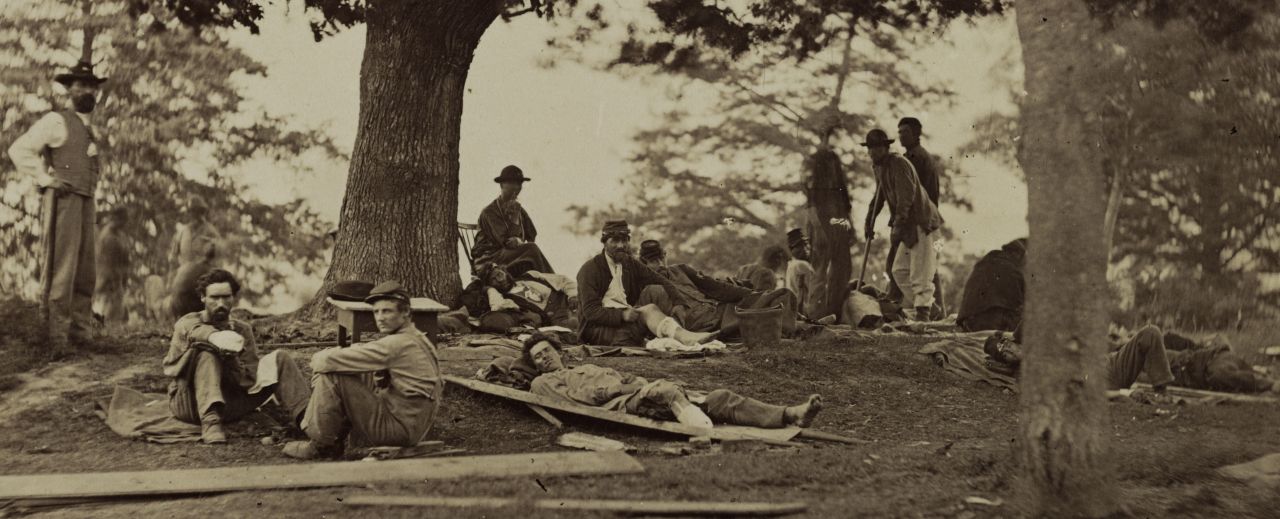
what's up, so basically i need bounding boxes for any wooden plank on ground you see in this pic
[445,375,801,442]
[1132,382,1279,404]
[796,429,870,444]
[526,403,565,428]
[343,495,808,516]
[0,451,643,501]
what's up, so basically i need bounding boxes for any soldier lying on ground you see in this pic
[521,332,823,429]
[638,239,798,338]
[471,261,578,333]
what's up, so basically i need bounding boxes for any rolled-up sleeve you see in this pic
[7,113,65,187]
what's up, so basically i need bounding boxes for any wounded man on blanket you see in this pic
[487,332,823,429]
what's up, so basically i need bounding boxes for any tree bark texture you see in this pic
[1015,2,1118,516]
[304,1,499,318]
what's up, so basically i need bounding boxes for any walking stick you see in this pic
[855,234,873,291]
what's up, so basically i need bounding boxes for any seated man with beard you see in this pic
[164,269,311,444]
[637,239,797,338]
[523,332,823,429]
[576,220,716,347]
[474,261,579,332]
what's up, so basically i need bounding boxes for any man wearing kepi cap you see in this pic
[576,221,716,346]
[283,281,443,459]
[8,60,110,356]
[784,229,819,319]
[861,128,943,322]
[164,269,311,444]
[470,165,554,274]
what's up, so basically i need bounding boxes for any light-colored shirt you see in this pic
[785,259,816,309]
[602,253,628,309]
[486,272,577,312]
[6,111,94,188]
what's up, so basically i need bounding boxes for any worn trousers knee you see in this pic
[702,389,786,428]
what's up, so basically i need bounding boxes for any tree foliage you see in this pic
[561,5,988,274]
[0,0,344,311]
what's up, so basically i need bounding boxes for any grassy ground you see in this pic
[1,317,1278,518]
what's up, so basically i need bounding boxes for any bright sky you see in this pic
[223,7,1028,308]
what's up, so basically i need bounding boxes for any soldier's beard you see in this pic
[73,94,96,113]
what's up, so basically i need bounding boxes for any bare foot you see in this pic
[673,328,718,346]
[785,394,823,428]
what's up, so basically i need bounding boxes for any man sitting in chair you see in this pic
[524,332,823,429]
[471,165,554,274]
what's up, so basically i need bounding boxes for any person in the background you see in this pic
[471,165,554,274]
[639,239,796,337]
[94,207,130,326]
[957,238,1027,332]
[735,245,789,291]
[863,129,943,322]
[282,282,443,459]
[164,269,310,444]
[1163,332,1279,393]
[784,229,819,319]
[168,198,220,317]
[7,60,108,356]
[896,117,946,316]
[986,324,1175,392]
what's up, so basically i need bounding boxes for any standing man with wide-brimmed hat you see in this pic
[8,60,108,356]
[862,128,944,322]
[470,165,554,275]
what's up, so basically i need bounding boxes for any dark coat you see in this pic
[576,253,686,331]
[473,198,538,261]
[957,242,1026,328]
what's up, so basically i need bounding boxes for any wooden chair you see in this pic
[457,222,479,271]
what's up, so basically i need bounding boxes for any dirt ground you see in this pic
[2,322,1279,518]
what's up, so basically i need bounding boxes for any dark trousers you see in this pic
[1107,325,1175,390]
[170,350,310,425]
[580,286,666,346]
[40,191,96,348]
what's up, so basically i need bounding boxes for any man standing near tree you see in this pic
[862,129,943,322]
[471,165,554,274]
[7,60,108,356]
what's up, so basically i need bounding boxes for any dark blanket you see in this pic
[957,244,1025,330]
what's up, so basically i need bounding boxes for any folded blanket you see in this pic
[917,336,1018,392]
[98,386,201,444]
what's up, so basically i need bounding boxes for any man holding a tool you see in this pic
[862,129,944,322]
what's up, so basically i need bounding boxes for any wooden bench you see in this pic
[326,297,450,346]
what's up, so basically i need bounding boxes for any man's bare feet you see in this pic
[673,328,718,346]
[784,394,823,428]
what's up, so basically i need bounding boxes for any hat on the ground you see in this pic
[365,281,411,305]
[55,60,107,87]
[328,280,375,302]
[860,129,894,147]
[787,228,807,249]
[638,239,664,261]
[494,165,531,183]
[602,220,631,240]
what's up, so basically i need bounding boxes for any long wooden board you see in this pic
[0,451,643,501]
[445,375,801,442]
[1132,382,1279,404]
[343,495,809,516]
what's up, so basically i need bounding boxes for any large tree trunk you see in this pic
[1015,1,1118,516]
[302,1,499,318]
